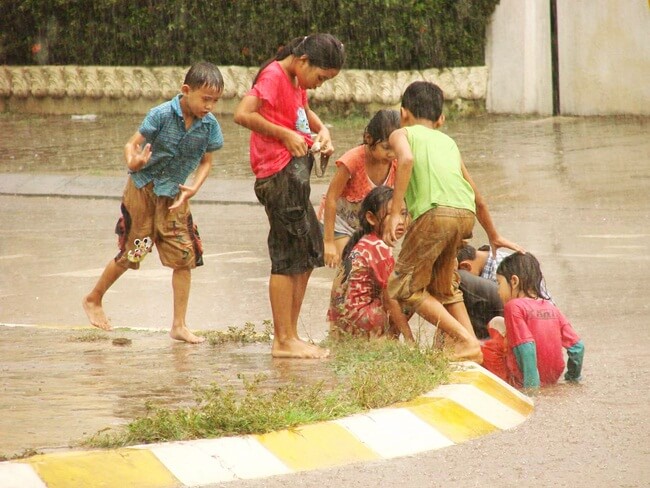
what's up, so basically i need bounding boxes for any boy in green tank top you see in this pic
[383,81,524,362]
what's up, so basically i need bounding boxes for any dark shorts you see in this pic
[254,155,324,275]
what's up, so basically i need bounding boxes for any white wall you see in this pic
[486,0,553,115]
[558,0,650,116]
[486,0,650,115]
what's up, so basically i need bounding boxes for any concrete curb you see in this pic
[0,362,533,488]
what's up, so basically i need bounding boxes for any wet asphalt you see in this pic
[1,115,649,486]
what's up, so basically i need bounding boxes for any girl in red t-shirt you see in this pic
[234,34,345,359]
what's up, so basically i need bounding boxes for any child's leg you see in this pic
[82,259,128,331]
[445,301,478,338]
[416,294,482,362]
[169,268,204,344]
[269,272,329,358]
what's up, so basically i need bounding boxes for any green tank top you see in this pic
[405,125,476,221]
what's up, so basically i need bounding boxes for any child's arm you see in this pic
[383,128,413,246]
[323,165,351,267]
[512,341,541,388]
[234,95,308,156]
[565,340,584,382]
[460,159,525,255]
[169,152,213,211]
[382,288,414,343]
[124,132,152,172]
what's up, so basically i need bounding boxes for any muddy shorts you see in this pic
[114,178,203,270]
[387,206,474,310]
[254,155,324,275]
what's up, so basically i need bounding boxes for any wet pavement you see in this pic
[1,114,649,486]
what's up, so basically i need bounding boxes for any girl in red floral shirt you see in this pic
[328,186,413,341]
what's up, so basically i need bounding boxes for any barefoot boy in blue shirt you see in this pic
[83,62,224,343]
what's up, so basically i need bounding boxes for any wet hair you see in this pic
[457,243,478,263]
[341,186,394,279]
[184,62,224,92]
[364,109,401,147]
[253,33,345,86]
[401,81,444,123]
[496,252,550,300]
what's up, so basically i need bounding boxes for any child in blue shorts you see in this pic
[83,62,224,343]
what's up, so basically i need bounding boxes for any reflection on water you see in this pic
[1,113,648,190]
[0,326,336,456]
[0,113,364,179]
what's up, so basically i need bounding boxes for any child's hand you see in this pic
[315,128,334,156]
[127,143,152,172]
[282,130,310,157]
[324,241,339,268]
[489,235,526,256]
[168,184,195,211]
[382,214,401,247]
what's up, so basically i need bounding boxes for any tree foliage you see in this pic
[0,0,500,69]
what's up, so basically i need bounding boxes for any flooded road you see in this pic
[1,114,649,486]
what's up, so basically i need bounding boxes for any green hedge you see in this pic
[0,0,499,69]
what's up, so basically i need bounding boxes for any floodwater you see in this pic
[1,113,649,487]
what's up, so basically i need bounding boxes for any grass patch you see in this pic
[66,330,111,342]
[84,334,449,449]
[199,321,272,345]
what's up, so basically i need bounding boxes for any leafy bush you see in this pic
[0,0,499,69]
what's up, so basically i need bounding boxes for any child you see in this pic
[383,81,524,361]
[457,243,511,281]
[483,252,584,389]
[328,186,413,341]
[318,109,401,268]
[457,243,509,339]
[233,33,345,359]
[82,61,224,344]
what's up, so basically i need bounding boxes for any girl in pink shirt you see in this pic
[483,252,584,388]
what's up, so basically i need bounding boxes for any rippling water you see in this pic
[1,112,648,186]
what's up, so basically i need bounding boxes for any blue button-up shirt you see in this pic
[130,94,223,197]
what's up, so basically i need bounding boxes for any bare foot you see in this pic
[170,326,205,344]
[82,296,112,331]
[272,338,330,359]
[452,340,483,364]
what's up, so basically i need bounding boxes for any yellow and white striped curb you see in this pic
[0,362,533,488]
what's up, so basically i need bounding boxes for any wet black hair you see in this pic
[457,243,478,263]
[364,109,401,146]
[253,33,345,86]
[496,252,550,300]
[341,186,394,279]
[184,61,224,91]
[401,81,444,123]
